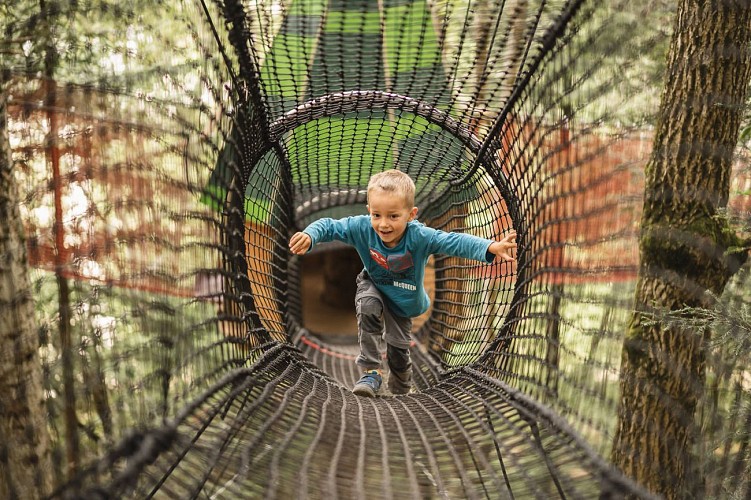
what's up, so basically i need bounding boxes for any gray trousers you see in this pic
[354,271,412,372]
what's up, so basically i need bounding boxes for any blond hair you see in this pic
[367,169,416,207]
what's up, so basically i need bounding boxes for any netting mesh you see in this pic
[3,0,751,498]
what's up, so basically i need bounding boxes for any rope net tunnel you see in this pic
[4,0,751,498]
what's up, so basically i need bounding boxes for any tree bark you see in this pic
[611,1,751,498]
[0,87,54,499]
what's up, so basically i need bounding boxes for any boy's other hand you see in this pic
[289,232,312,255]
[489,230,517,262]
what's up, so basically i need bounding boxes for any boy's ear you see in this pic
[410,207,418,220]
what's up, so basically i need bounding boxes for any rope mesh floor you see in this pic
[66,345,649,499]
[4,0,750,498]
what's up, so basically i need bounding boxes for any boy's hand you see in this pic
[289,232,312,255]
[489,230,517,262]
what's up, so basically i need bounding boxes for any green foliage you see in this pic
[644,265,751,497]
[740,98,751,149]
[740,123,751,145]
[649,276,751,358]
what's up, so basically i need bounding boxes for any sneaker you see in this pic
[388,368,412,395]
[353,370,382,397]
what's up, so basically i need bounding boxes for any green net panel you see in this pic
[3,0,750,498]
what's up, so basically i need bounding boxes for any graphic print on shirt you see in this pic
[368,249,417,291]
[387,251,414,273]
[369,249,389,270]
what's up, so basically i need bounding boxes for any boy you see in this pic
[289,170,516,397]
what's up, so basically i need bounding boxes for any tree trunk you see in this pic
[46,76,80,478]
[0,87,54,499]
[611,1,751,498]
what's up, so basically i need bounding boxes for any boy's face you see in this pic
[367,190,418,248]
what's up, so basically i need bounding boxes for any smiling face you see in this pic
[367,190,418,248]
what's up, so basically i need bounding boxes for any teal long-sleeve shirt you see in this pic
[303,215,495,318]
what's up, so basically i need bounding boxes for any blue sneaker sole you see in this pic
[352,384,377,397]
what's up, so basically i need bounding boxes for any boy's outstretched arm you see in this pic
[488,230,517,262]
[289,232,312,255]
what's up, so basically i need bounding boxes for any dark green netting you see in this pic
[2,0,751,498]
